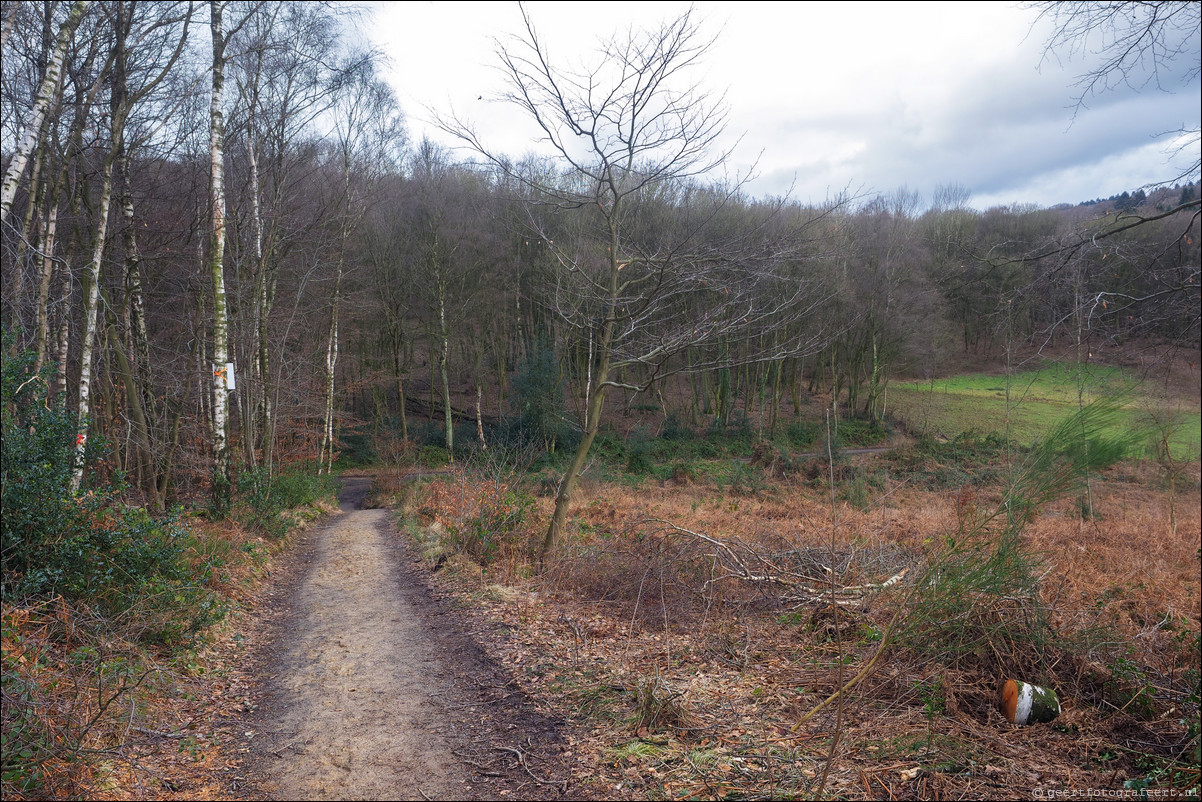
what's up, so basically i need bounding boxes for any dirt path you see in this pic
[234,477,574,801]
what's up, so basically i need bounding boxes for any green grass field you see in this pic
[887,362,1201,461]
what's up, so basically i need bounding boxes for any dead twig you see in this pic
[644,518,908,605]
[495,745,568,793]
[560,614,585,666]
[132,726,187,739]
[450,750,506,776]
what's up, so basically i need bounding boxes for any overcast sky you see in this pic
[363,1,1201,211]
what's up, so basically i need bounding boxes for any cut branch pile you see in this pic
[643,519,911,607]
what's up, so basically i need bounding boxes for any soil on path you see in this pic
[231,477,574,801]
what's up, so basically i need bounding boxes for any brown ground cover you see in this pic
[5,341,1196,801]
[4,458,1196,800]
[393,454,1200,800]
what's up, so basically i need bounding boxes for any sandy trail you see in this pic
[239,477,568,801]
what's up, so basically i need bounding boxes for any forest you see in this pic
[2,2,1200,800]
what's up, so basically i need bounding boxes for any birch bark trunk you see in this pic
[248,116,269,471]
[33,200,59,374]
[0,0,88,221]
[70,155,113,490]
[319,164,353,474]
[208,0,232,514]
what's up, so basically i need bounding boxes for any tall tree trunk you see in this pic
[208,0,232,515]
[70,0,143,488]
[33,198,59,374]
[320,290,340,472]
[243,64,270,473]
[543,355,608,559]
[105,307,156,506]
[0,0,88,221]
[8,141,44,321]
[770,357,783,435]
[1,2,20,50]
[474,343,486,451]
[542,215,620,558]
[71,155,114,490]
[111,0,162,506]
[865,326,884,421]
[389,323,408,441]
[319,161,354,474]
[53,240,72,400]
[438,279,453,458]
[5,3,55,341]
[249,129,270,471]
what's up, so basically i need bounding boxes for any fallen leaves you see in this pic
[410,465,1201,800]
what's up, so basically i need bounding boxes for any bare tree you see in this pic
[362,185,414,443]
[72,1,192,492]
[318,53,403,473]
[227,0,346,475]
[1,1,20,51]
[443,6,842,557]
[205,0,236,515]
[986,4,1202,354]
[848,188,942,422]
[1030,0,1201,185]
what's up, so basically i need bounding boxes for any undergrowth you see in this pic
[399,392,1200,799]
[1,333,338,799]
[236,466,338,538]
[885,430,1013,489]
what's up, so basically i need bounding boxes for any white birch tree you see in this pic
[208,0,232,513]
[0,0,89,222]
[73,2,190,490]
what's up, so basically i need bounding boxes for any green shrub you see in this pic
[838,475,872,511]
[835,417,889,447]
[335,432,376,467]
[717,462,767,495]
[898,524,1053,671]
[269,470,338,508]
[625,450,653,475]
[661,413,695,441]
[669,460,699,483]
[416,445,452,467]
[1,331,221,641]
[886,430,1012,489]
[0,668,49,793]
[509,339,569,454]
[786,420,821,449]
[409,420,446,449]
[625,431,654,475]
[2,338,79,588]
[589,432,628,467]
[236,467,337,538]
[896,398,1138,673]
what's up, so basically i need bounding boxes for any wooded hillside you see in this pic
[1,1,1198,513]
